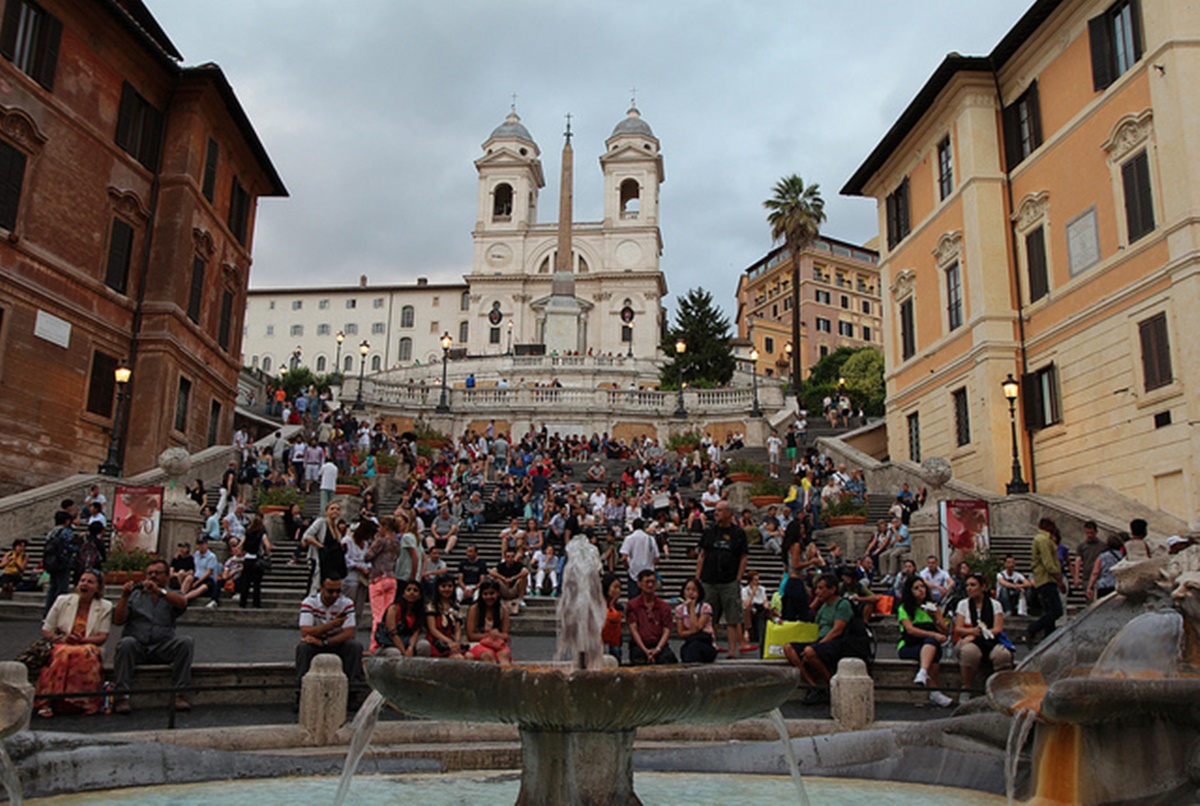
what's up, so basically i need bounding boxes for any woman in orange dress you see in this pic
[36,570,112,717]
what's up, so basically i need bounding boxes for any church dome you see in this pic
[611,106,654,138]
[489,110,536,145]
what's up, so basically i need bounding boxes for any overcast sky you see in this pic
[149,1,1028,318]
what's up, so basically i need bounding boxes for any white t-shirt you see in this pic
[619,529,658,580]
[319,461,339,492]
[766,435,782,456]
[919,567,951,591]
[955,597,1004,628]
[998,569,1028,587]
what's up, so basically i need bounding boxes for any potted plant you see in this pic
[336,473,364,496]
[376,453,400,475]
[823,493,869,526]
[666,431,702,456]
[727,456,765,484]
[256,485,302,514]
[748,476,789,507]
[101,541,155,586]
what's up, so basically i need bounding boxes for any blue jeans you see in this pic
[43,572,69,616]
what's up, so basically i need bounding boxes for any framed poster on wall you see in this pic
[939,499,990,570]
[112,485,163,554]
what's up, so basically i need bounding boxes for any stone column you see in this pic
[299,654,347,744]
[517,726,637,806]
[830,657,874,730]
[156,448,204,558]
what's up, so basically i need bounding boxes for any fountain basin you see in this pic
[365,656,800,805]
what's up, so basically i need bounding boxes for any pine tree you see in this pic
[660,288,735,388]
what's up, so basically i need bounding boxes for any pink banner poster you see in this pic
[112,485,163,554]
[939,499,990,568]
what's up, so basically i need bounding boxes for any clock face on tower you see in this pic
[620,306,635,324]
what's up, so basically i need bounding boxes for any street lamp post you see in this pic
[437,332,453,413]
[1002,373,1029,494]
[506,320,514,355]
[749,347,762,418]
[290,346,302,372]
[98,360,132,476]
[673,338,687,418]
[335,331,345,376]
[352,340,370,411]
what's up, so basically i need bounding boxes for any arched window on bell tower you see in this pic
[492,183,513,221]
[620,178,640,219]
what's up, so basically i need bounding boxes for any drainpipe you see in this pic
[121,78,177,473]
[990,60,1036,492]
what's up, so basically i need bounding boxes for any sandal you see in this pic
[36,705,53,719]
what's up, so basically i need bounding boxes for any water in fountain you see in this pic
[333,689,386,806]
[555,535,606,670]
[1004,708,1036,806]
[767,707,811,806]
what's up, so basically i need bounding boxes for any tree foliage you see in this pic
[660,288,734,388]
[801,346,886,416]
[273,367,340,398]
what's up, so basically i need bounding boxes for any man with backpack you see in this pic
[42,510,79,616]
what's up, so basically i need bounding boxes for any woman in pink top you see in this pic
[674,577,716,663]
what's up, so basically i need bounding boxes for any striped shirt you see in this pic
[299,592,356,629]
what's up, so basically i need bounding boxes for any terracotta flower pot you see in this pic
[103,571,146,586]
[825,515,867,527]
[749,495,784,507]
[727,473,758,484]
[335,484,361,496]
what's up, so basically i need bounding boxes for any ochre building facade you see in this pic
[843,0,1200,522]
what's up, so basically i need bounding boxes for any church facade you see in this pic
[464,107,668,360]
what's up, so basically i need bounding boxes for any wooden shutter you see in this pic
[1088,14,1114,91]
[218,290,233,350]
[202,138,218,202]
[115,83,138,155]
[86,351,119,418]
[1020,372,1042,430]
[188,257,205,324]
[1026,82,1042,151]
[1025,226,1049,302]
[104,218,134,294]
[1140,313,1171,390]
[139,101,162,170]
[33,11,60,90]
[0,142,26,231]
[0,0,21,61]
[1122,151,1154,242]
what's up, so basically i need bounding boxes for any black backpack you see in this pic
[42,527,75,574]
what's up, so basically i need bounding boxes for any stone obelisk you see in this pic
[543,115,583,354]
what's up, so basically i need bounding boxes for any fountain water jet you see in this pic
[366,535,801,805]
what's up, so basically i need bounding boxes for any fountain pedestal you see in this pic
[518,727,637,806]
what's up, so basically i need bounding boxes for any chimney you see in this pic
[359,274,368,288]
[417,277,428,286]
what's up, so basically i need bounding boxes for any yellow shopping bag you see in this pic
[763,620,819,659]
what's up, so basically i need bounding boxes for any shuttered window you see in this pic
[174,377,191,433]
[0,140,26,231]
[945,261,963,331]
[85,351,119,418]
[187,257,205,324]
[1089,0,1142,91]
[228,178,250,244]
[202,138,219,202]
[1002,82,1042,170]
[1025,226,1049,302]
[1139,313,1172,391]
[885,178,910,249]
[899,298,916,360]
[104,219,134,294]
[115,83,162,171]
[953,388,970,446]
[907,412,921,463]
[1122,150,1154,243]
[1022,365,1061,430]
[0,0,61,91]
[217,290,234,351]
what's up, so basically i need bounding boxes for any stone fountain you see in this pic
[365,536,800,805]
[988,538,1200,804]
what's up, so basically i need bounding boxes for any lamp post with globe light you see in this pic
[335,331,345,376]
[437,332,453,413]
[352,340,370,410]
[749,347,762,418]
[673,338,687,418]
[1002,373,1030,494]
[98,360,132,476]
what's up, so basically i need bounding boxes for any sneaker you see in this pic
[205,600,219,609]
[930,690,953,708]
[959,692,971,706]
[913,668,929,686]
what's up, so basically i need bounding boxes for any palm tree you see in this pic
[764,174,826,413]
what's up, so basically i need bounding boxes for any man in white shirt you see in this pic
[918,555,952,603]
[766,430,783,478]
[319,458,339,513]
[296,576,363,702]
[619,518,659,599]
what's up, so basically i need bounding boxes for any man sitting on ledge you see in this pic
[296,576,363,704]
[784,573,865,705]
[112,559,194,714]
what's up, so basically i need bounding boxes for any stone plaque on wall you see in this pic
[1066,206,1101,277]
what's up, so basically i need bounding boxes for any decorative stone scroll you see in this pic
[890,269,916,301]
[192,227,215,259]
[1012,191,1050,232]
[0,104,48,151]
[931,231,963,268]
[1101,109,1153,162]
[108,187,150,224]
